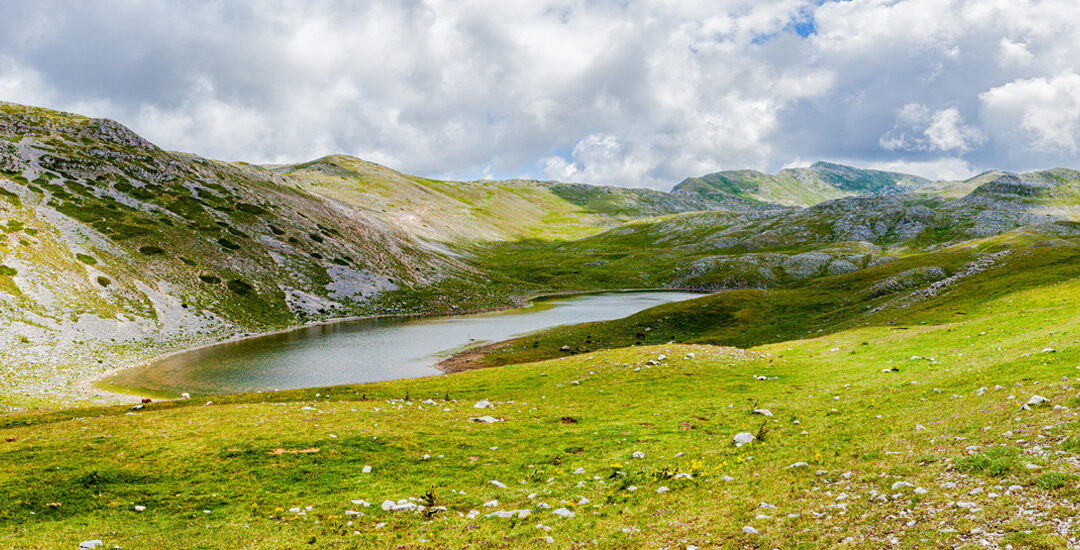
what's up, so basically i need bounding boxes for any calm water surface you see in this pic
[104,291,702,395]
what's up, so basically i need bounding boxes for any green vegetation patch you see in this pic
[954,447,1021,477]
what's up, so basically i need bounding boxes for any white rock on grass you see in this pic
[470,416,500,423]
[133,505,146,512]
[891,481,914,491]
[573,467,586,475]
[489,480,507,489]
[362,465,372,474]
[656,486,670,494]
[743,526,759,535]
[1023,395,1050,409]
[552,507,576,518]
[786,462,809,469]
[753,409,773,417]
[380,500,395,511]
[733,433,755,446]
[914,487,928,495]
[474,400,494,409]
[631,451,645,459]
[79,541,103,549]
[483,500,499,507]
[486,509,531,519]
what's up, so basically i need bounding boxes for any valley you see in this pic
[4,101,1080,548]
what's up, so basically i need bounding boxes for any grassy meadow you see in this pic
[5,242,1080,549]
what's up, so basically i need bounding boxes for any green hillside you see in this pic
[674,161,931,207]
[279,155,729,242]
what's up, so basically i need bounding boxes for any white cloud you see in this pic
[998,38,1033,68]
[864,158,978,182]
[980,71,1080,154]
[880,104,984,153]
[0,0,1079,189]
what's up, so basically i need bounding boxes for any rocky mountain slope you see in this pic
[674,161,931,207]
[0,102,730,408]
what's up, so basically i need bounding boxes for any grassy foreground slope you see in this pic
[5,243,1080,548]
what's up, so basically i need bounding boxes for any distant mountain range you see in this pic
[672,161,931,208]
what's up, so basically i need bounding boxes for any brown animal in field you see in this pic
[141,398,152,404]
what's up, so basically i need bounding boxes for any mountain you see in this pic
[0,102,726,407]
[276,155,732,243]
[673,161,931,207]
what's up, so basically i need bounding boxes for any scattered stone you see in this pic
[656,486,670,494]
[891,481,914,491]
[133,505,146,512]
[489,480,507,489]
[753,409,773,417]
[552,507,575,518]
[470,415,500,423]
[787,462,809,469]
[474,400,494,409]
[733,432,755,446]
[631,451,645,459]
[743,526,759,535]
[362,465,372,474]
[1023,395,1050,409]
[79,541,103,549]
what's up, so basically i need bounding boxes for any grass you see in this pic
[6,244,1080,548]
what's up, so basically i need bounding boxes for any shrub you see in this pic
[96,276,111,287]
[75,253,97,265]
[198,274,221,284]
[226,279,255,296]
[138,245,165,255]
[218,238,240,250]
[235,203,266,215]
[0,265,16,276]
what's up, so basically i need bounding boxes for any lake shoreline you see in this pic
[90,287,710,399]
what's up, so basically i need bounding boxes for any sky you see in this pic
[1,1,1079,189]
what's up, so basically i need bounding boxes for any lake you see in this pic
[101,291,703,396]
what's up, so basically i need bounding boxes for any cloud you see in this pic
[0,0,1078,189]
[880,104,984,153]
[998,38,1034,68]
[864,158,978,182]
[980,71,1080,154]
